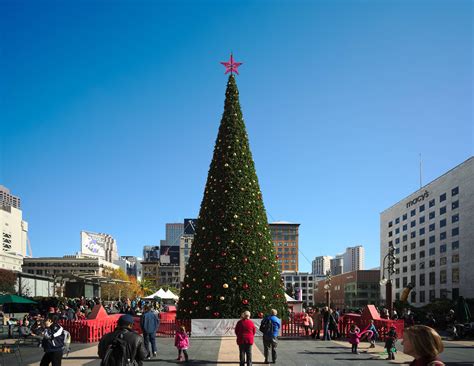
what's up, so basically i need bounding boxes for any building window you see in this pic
[403,235,408,242]
[419,250,425,258]
[395,278,400,288]
[403,245,408,252]
[403,277,408,287]
[440,257,447,265]
[429,236,435,244]
[452,214,459,223]
[411,253,416,260]
[419,216,425,224]
[403,214,407,220]
[452,187,459,196]
[452,268,459,283]
[403,224,408,231]
[419,227,425,235]
[429,211,435,220]
[452,228,459,236]
[389,231,393,237]
[388,221,393,228]
[440,219,446,228]
[395,228,400,234]
[411,242,416,249]
[429,248,435,256]
[452,254,459,263]
[440,270,447,284]
[440,244,447,253]
[452,200,459,210]
[452,241,459,250]
[420,262,425,269]
[411,264,416,271]
[429,199,435,208]
[429,290,436,301]
[440,289,448,299]
[403,266,407,273]
[395,238,400,244]
[411,231,416,239]
[440,232,447,240]
[420,239,425,247]
[411,220,416,228]
[440,206,446,215]
[440,193,446,202]
[419,204,425,212]
[429,272,435,285]
[419,273,425,286]
[429,259,435,267]
[411,209,416,217]
[403,256,407,262]
[429,223,435,232]
[420,291,425,302]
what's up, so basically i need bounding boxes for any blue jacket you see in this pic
[264,315,281,338]
[140,311,159,334]
[42,323,65,353]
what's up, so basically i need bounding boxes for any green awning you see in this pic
[0,294,37,305]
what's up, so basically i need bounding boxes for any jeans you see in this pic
[239,344,252,366]
[263,336,278,362]
[323,323,331,340]
[143,332,157,356]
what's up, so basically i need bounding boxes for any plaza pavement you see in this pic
[2,336,472,366]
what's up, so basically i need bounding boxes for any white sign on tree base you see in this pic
[191,319,265,337]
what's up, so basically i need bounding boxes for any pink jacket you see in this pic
[175,331,189,350]
[348,329,361,344]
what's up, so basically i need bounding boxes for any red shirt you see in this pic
[235,319,256,345]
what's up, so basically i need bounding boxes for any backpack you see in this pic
[259,316,274,335]
[101,331,133,366]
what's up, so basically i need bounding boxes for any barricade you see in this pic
[339,313,404,341]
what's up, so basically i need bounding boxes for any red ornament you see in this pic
[242,299,249,305]
[221,251,227,256]
[264,271,269,276]
[220,53,243,75]
[262,256,267,260]
[193,301,198,305]
[213,312,220,317]
[275,255,279,259]
[243,257,248,263]
[258,312,264,318]
[206,295,212,300]
[242,283,249,290]
[205,284,212,289]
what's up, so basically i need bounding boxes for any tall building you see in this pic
[343,246,365,273]
[114,256,143,281]
[281,271,316,305]
[166,223,184,247]
[80,231,119,263]
[330,255,344,275]
[0,185,21,209]
[312,256,333,275]
[380,157,474,306]
[1,205,28,271]
[269,222,300,272]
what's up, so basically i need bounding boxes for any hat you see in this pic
[118,314,135,326]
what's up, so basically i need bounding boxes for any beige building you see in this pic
[0,185,21,209]
[1,205,28,271]
[179,235,193,282]
[142,261,161,288]
[270,222,300,272]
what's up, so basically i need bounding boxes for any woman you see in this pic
[302,311,313,336]
[235,311,256,366]
[311,308,322,339]
[402,325,445,366]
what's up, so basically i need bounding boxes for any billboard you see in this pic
[81,231,106,258]
[184,218,198,235]
[160,245,179,266]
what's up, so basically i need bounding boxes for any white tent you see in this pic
[164,289,179,300]
[285,292,303,313]
[144,288,167,299]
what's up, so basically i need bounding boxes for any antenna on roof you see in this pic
[419,153,423,189]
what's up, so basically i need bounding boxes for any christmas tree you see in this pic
[177,67,287,319]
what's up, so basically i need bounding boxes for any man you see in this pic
[140,305,159,359]
[322,306,331,340]
[262,309,281,364]
[98,314,148,366]
[40,314,65,366]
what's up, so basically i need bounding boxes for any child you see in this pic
[348,324,361,354]
[175,325,189,362]
[385,326,397,360]
[367,320,379,348]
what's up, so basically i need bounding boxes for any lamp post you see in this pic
[380,246,396,318]
[324,270,332,307]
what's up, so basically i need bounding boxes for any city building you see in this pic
[269,222,300,272]
[1,205,28,271]
[166,223,184,247]
[22,255,119,278]
[0,185,21,209]
[380,157,474,306]
[179,234,193,282]
[80,231,119,263]
[343,246,365,273]
[314,270,381,308]
[330,255,344,275]
[114,256,143,281]
[312,256,332,275]
[158,265,181,288]
[281,271,318,306]
[141,260,161,288]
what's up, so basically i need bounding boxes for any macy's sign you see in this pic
[406,190,429,209]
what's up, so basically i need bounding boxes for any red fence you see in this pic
[339,313,404,341]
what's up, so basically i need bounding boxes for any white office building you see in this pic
[343,246,365,273]
[312,256,332,275]
[1,205,28,271]
[380,157,474,305]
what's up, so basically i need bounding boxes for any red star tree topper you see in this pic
[220,53,242,75]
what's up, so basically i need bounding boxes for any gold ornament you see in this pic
[223,283,229,288]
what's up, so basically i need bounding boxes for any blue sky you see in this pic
[1,0,472,272]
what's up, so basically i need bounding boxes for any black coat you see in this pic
[98,327,148,366]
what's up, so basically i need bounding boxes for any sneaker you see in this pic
[153,352,157,357]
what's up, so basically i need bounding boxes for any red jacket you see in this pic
[235,319,256,345]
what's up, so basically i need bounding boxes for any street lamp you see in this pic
[324,270,332,307]
[380,245,396,318]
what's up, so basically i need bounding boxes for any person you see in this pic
[348,324,361,354]
[40,314,65,366]
[385,326,398,360]
[19,319,32,339]
[402,325,445,366]
[302,312,313,336]
[235,311,256,366]
[311,308,322,339]
[98,314,148,366]
[174,325,190,362]
[140,305,159,359]
[367,320,379,348]
[262,309,281,364]
[322,307,332,340]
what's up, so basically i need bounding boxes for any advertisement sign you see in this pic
[81,231,106,258]
[184,219,198,235]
